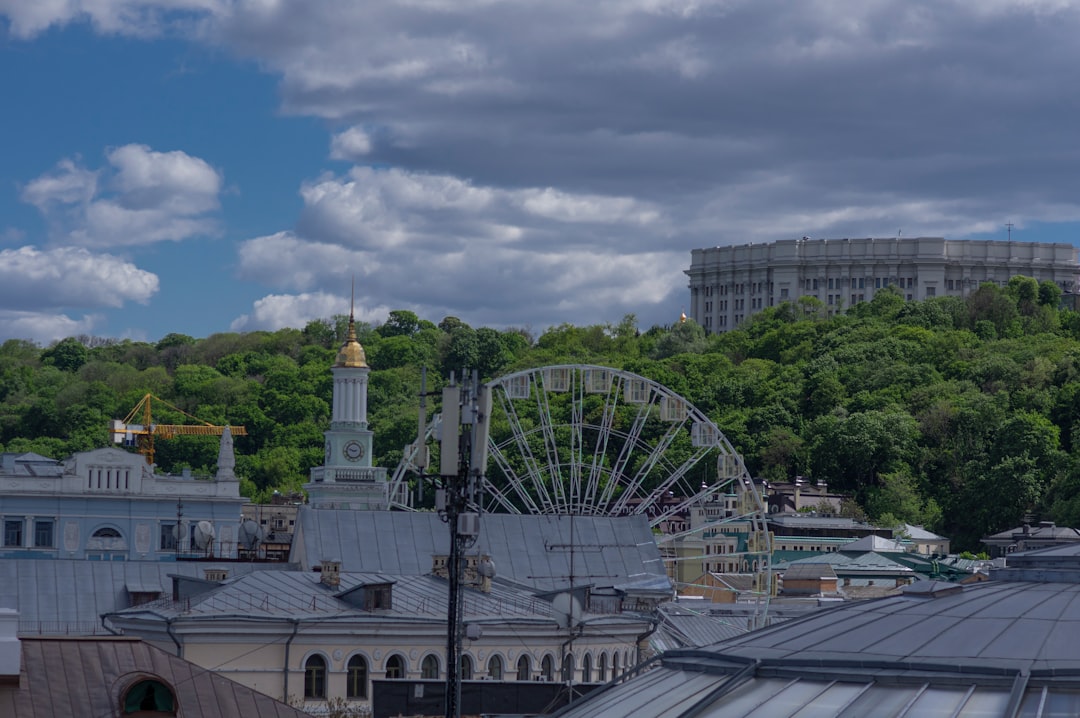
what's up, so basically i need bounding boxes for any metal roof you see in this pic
[293,509,670,592]
[108,569,645,632]
[553,547,1080,718]
[843,534,907,552]
[776,551,916,575]
[652,603,748,651]
[0,559,295,635]
[0,637,309,717]
[903,523,948,541]
[782,562,838,581]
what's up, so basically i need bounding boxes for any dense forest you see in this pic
[3,276,1080,550]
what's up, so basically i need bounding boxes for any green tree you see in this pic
[379,310,421,337]
[42,337,88,372]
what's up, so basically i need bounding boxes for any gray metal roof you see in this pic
[652,603,748,651]
[293,508,670,592]
[108,569,643,632]
[0,637,309,717]
[554,548,1080,718]
[903,523,948,540]
[716,579,1080,672]
[782,562,838,581]
[0,559,295,635]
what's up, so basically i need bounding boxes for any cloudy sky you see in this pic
[2,0,1079,345]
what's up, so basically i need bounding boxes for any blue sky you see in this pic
[2,1,1080,345]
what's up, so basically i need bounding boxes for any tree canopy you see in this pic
[3,283,1079,549]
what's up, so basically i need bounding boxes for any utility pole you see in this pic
[419,369,491,718]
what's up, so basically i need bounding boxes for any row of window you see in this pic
[3,518,54,548]
[708,274,1070,297]
[0,519,213,553]
[302,649,635,700]
[87,466,132,491]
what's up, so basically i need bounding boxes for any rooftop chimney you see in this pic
[320,559,341,587]
[203,568,228,582]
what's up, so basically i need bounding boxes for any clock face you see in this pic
[343,440,365,461]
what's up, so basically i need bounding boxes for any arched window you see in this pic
[540,655,554,682]
[304,655,327,699]
[421,654,440,679]
[561,653,574,683]
[122,679,176,714]
[385,655,405,679]
[347,655,367,699]
[581,653,592,683]
[516,655,531,681]
[93,527,122,538]
[612,652,620,677]
[460,654,473,680]
[597,653,607,682]
[487,655,503,681]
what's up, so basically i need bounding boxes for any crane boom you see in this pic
[111,393,247,465]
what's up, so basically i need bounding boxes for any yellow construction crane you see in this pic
[110,393,247,465]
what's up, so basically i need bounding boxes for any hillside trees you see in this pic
[1,278,1078,549]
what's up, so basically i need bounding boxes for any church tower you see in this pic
[304,309,389,509]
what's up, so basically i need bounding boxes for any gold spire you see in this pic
[335,283,368,368]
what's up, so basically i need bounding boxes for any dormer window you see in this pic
[122,678,177,716]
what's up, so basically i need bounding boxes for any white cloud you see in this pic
[235,166,679,330]
[106,144,221,212]
[21,159,98,210]
[20,144,222,248]
[11,0,1080,334]
[235,231,380,290]
[516,188,660,224]
[0,246,159,310]
[0,0,225,38]
[329,126,373,160]
[230,292,391,332]
[0,310,103,346]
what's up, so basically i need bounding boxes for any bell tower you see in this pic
[324,311,374,469]
[305,298,388,509]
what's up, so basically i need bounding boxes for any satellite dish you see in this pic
[238,519,263,550]
[551,593,582,629]
[478,557,496,579]
[193,521,215,550]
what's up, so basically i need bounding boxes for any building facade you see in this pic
[105,564,655,713]
[687,236,1080,331]
[0,432,245,561]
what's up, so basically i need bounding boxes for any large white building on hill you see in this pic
[686,236,1080,331]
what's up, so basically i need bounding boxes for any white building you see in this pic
[0,432,244,561]
[687,236,1080,331]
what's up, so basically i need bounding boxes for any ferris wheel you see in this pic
[390,364,772,607]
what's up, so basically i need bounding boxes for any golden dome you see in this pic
[335,316,368,368]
